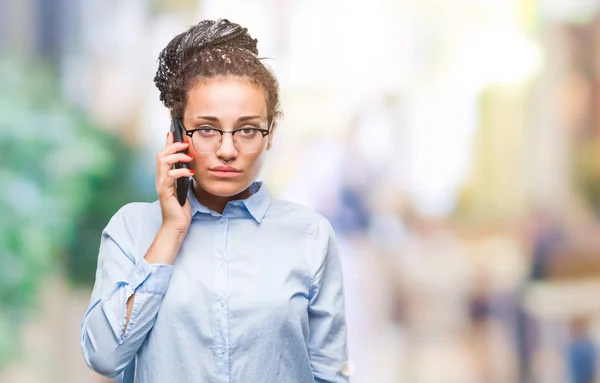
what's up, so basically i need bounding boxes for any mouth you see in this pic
[209,166,242,179]
[209,170,242,179]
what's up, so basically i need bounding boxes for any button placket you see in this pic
[213,214,230,365]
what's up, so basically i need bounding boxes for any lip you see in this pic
[209,166,242,179]
[209,170,242,179]
[211,166,241,172]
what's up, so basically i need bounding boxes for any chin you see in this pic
[196,178,254,197]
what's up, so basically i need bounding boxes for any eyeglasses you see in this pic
[181,125,271,154]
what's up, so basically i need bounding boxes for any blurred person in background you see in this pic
[566,317,597,383]
[521,211,564,381]
[80,19,348,383]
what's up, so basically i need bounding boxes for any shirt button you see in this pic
[219,299,226,307]
[136,268,144,275]
[219,217,226,223]
[218,347,227,355]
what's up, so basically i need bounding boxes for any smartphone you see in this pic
[170,118,191,206]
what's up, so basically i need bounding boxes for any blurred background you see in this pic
[3,0,600,382]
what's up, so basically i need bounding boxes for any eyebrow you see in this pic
[195,115,263,122]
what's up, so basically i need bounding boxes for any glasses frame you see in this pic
[181,125,271,154]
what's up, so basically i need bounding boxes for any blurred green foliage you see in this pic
[0,58,152,368]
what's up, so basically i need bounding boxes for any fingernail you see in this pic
[186,155,194,160]
[189,170,195,175]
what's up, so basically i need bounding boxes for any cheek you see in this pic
[187,149,209,169]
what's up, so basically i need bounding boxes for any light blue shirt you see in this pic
[80,182,349,382]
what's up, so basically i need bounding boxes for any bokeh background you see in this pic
[3,0,600,382]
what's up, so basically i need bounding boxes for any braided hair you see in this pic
[154,19,281,126]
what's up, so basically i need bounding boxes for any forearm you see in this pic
[122,225,186,332]
[82,225,183,377]
[143,224,187,265]
[81,283,167,377]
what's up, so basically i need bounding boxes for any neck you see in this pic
[192,182,253,214]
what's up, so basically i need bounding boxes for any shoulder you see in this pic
[267,198,337,247]
[103,201,162,239]
[267,198,330,229]
[268,199,338,277]
[100,201,162,261]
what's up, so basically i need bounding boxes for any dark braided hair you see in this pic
[154,19,281,126]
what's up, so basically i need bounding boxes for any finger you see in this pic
[157,141,189,159]
[165,131,172,146]
[167,168,195,179]
[157,167,194,195]
[159,141,188,157]
[159,153,194,168]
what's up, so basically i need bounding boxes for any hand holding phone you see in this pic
[155,119,194,233]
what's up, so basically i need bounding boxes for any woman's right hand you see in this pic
[156,131,195,233]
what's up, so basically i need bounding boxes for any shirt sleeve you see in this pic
[80,203,173,378]
[307,217,350,383]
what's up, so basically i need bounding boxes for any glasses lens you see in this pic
[192,129,221,153]
[233,129,265,153]
[191,129,267,153]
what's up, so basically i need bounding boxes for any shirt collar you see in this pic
[187,185,211,216]
[242,181,271,223]
[187,181,271,223]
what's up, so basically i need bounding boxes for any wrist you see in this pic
[160,221,190,236]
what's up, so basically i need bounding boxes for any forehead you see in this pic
[184,77,267,118]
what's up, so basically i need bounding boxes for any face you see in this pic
[182,76,273,197]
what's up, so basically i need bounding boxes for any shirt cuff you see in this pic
[126,258,174,294]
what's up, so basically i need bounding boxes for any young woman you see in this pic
[80,19,349,382]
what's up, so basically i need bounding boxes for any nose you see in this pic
[215,132,238,161]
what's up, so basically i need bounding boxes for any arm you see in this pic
[80,205,185,378]
[81,131,193,378]
[308,217,350,383]
[123,226,186,332]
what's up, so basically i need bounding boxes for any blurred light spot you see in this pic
[458,24,543,87]
[340,360,356,376]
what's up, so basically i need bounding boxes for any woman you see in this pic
[80,19,349,383]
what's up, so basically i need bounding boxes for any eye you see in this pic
[236,128,258,137]
[196,127,219,137]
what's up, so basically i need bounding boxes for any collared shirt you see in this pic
[80,182,349,383]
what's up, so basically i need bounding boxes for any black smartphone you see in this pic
[170,118,191,206]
